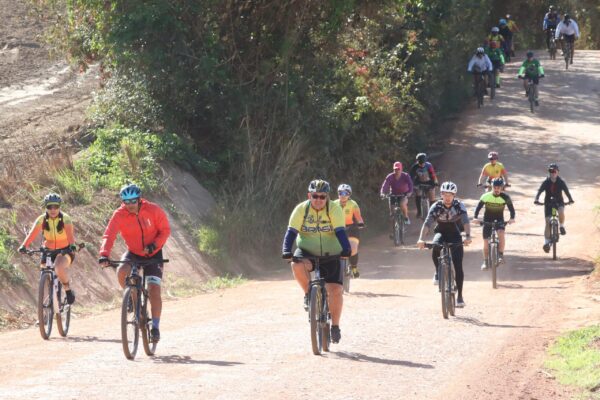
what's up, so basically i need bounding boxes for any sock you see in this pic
[152,318,160,329]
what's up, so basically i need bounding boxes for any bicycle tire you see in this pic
[56,282,70,337]
[490,71,496,100]
[477,78,484,108]
[309,285,323,355]
[322,323,331,352]
[552,223,558,260]
[490,243,498,289]
[393,214,401,247]
[141,292,157,356]
[420,198,429,221]
[321,286,331,352]
[564,43,570,69]
[528,83,535,113]
[440,262,449,319]
[448,259,456,316]
[37,272,53,340]
[342,264,351,294]
[121,287,139,360]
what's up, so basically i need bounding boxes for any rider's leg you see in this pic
[544,217,552,243]
[349,237,360,277]
[54,254,72,289]
[117,263,132,289]
[451,245,465,300]
[545,30,550,49]
[482,238,489,260]
[431,233,442,277]
[415,195,422,216]
[326,283,343,326]
[558,206,566,226]
[428,186,436,204]
[400,196,409,222]
[291,259,311,294]
[147,282,162,320]
[498,229,506,254]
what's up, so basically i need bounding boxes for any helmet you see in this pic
[416,153,427,162]
[549,5,555,11]
[44,193,62,207]
[526,51,534,58]
[506,14,512,20]
[548,163,559,172]
[476,47,485,55]
[487,151,499,160]
[308,179,331,193]
[564,14,570,21]
[492,178,505,187]
[491,27,499,34]
[119,183,142,201]
[499,19,507,26]
[393,161,403,170]
[440,181,458,194]
[337,183,352,195]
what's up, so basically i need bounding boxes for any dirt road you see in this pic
[0,42,599,400]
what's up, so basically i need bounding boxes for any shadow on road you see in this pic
[349,291,410,298]
[333,351,434,368]
[454,316,537,329]
[64,335,121,344]
[152,355,243,366]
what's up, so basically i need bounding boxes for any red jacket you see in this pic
[99,199,170,258]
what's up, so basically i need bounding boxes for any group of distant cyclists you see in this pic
[280,150,575,342]
[467,5,580,107]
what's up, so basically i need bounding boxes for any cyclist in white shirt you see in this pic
[467,47,493,95]
[555,14,579,62]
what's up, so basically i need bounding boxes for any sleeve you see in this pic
[474,200,484,219]
[409,163,417,180]
[467,57,474,72]
[500,163,507,174]
[428,164,437,181]
[543,15,548,30]
[503,194,516,219]
[561,180,574,202]
[335,229,351,254]
[330,202,346,230]
[538,63,545,75]
[485,55,493,71]
[459,203,470,225]
[424,204,437,229]
[352,201,364,224]
[380,175,390,195]
[518,63,526,76]
[574,21,580,38]
[65,224,75,245]
[99,211,120,257]
[288,202,306,231]
[22,215,44,247]
[152,206,171,253]
[535,180,546,201]
[282,228,298,253]
[405,173,414,194]
[555,24,561,39]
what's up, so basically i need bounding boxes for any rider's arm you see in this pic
[21,216,43,248]
[380,175,391,196]
[574,21,580,38]
[335,228,351,254]
[517,64,526,76]
[534,180,547,202]
[331,204,351,254]
[501,168,509,185]
[417,223,430,242]
[561,180,574,202]
[554,23,562,39]
[477,166,487,185]
[352,203,364,225]
[151,206,171,253]
[460,211,471,239]
[406,173,414,195]
[282,227,298,254]
[503,193,516,219]
[99,210,121,258]
[473,200,484,220]
[543,15,548,31]
[65,222,76,246]
[428,164,438,183]
[467,57,475,72]
[538,63,545,76]
[484,54,493,72]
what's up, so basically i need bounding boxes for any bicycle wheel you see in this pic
[490,71,496,100]
[342,261,351,294]
[477,79,484,108]
[322,323,331,352]
[420,197,429,221]
[564,44,570,69]
[37,272,53,340]
[321,286,331,352]
[552,223,558,260]
[56,283,71,337]
[448,265,456,317]
[121,287,139,360]
[439,263,448,319]
[528,84,535,113]
[393,214,401,247]
[309,285,323,355]
[490,242,498,289]
[140,292,157,356]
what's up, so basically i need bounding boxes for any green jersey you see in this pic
[518,59,544,77]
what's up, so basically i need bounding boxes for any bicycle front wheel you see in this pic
[420,198,429,221]
[552,223,559,260]
[342,261,351,294]
[56,283,71,337]
[309,285,323,355]
[393,216,401,247]
[439,264,449,319]
[490,243,498,289]
[37,273,53,340]
[121,287,140,360]
[141,293,157,356]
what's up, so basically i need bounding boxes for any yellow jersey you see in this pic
[333,199,364,226]
[24,212,75,250]
[482,162,507,179]
[288,200,345,256]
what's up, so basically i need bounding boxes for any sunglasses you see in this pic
[549,170,558,173]
[46,205,60,210]
[338,191,350,197]
[123,198,139,204]
[311,194,327,200]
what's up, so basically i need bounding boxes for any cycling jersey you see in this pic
[100,199,171,258]
[410,161,437,184]
[535,177,573,206]
[507,20,519,33]
[23,212,75,250]
[555,20,580,39]
[487,34,504,49]
[380,172,413,196]
[482,162,507,179]
[333,199,364,226]
[424,199,469,236]
[543,12,561,30]
[467,54,493,72]
[474,192,515,222]
[485,47,505,64]
[518,59,544,78]
[287,200,346,256]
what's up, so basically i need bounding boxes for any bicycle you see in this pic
[424,242,463,319]
[416,184,435,221]
[478,220,505,289]
[472,68,485,108]
[295,256,334,355]
[104,257,169,360]
[562,36,574,69]
[342,258,351,293]
[548,29,557,60]
[24,243,85,340]
[519,75,540,113]
[535,198,570,260]
[383,194,407,246]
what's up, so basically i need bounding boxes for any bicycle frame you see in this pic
[425,242,462,319]
[303,256,333,355]
[480,221,504,289]
[384,194,407,246]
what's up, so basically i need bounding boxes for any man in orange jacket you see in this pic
[99,183,171,342]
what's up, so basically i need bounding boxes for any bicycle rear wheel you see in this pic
[309,285,323,355]
[490,71,496,99]
[440,263,449,319]
[490,243,498,289]
[121,287,139,360]
[420,198,429,221]
[141,292,157,356]
[37,273,53,340]
[56,283,71,337]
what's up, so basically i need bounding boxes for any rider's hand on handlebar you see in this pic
[476,183,482,187]
[568,200,574,205]
[340,249,352,258]
[380,193,386,200]
[282,251,293,260]
[463,238,472,246]
[18,245,27,254]
[98,256,110,267]
[534,200,542,205]
[417,240,425,250]
[144,243,157,255]
[357,222,365,229]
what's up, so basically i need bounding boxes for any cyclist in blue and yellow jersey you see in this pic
[333,184,365,278]
[543,6,561,50]
[477,151,510,188]
[409,153,439,218]
[474,178,515,270]
[517,51,545,106]
[282,179,351,344]
[19,193,79,304]
[498,19,513,62]
[506,14,519,56]
[484,38,505,89]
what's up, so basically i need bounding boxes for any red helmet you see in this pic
[488,151,499,160]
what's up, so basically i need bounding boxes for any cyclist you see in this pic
[467,47,493,94]
[483,40,505,89]
[477,151,510,189]
[18,193,78,305]
[380,161,414,227]
[534,164,574,253]
[333,184,365,278]
[409,153,439,219]
[474,178,515,270]
[543,5,561,50]
[282,179,351,344]
[506,14,519,57]
[417,182,472,307]
[555,14,580,63]
[517,51,545,106]
[98,183,171,343]
[498,19,513,62]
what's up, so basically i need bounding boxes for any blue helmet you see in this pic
[119,183,141,201]
[499,19,507,26]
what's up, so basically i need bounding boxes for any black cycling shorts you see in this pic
[346,224,360,240]
[482,221,506,239]
[40,247,75,265]
[121,250,164,279]
[293,248,343,285]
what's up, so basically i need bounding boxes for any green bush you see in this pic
[54,168,93,205]
[0,227,24,285]
[197,225,226,260]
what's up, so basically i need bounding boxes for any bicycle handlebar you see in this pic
[423,242,464,250]
[102,258,170,269]
[24,242,86,256]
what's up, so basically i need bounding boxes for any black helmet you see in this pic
[492,178,504,187]
[526,51,534,58]
[119,183,142,201]
[548,163,559,172]
[44,193,62,207]
[563,13,570,21]
[416,153,427,162]
[307,179,331,193]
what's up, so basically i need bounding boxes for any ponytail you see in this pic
[42,211,65,233]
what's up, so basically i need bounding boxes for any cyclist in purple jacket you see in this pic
[380,161,414,227]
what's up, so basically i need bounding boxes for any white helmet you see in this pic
[476,47,485,55]
[337,183,352,195]
[440,181,458,194]
[491,26,499,33]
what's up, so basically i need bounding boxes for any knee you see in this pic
[328,284,343,298]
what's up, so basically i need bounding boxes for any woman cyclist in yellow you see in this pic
[19,193,78,304]
[477,151,510,190]
[334,184,365,278]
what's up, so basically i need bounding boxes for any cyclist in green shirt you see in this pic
[518,51,545,106]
